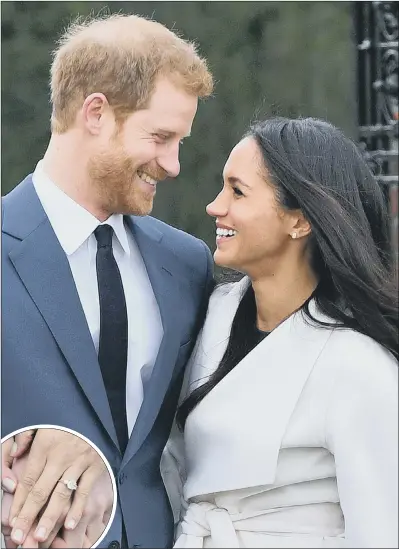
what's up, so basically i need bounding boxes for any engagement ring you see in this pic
[60,479,78,491]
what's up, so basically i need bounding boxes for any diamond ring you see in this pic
[60,479,78,491]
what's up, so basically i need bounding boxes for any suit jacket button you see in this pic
[119,472,125,484]
[108,542,120,549]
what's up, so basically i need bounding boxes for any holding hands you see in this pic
[1,428,115,548]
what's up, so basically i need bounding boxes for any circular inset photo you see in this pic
[1,425,117,548]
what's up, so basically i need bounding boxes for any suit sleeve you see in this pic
[326,344,398,548]
[160,323,207,531]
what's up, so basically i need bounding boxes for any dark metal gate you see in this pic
[354,1,398,266]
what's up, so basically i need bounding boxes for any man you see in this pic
[2,13,214,548]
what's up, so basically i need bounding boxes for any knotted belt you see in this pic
[174,502,239,548]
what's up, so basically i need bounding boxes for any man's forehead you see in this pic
[149,107,194,136]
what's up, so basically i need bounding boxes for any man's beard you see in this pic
[87,146,165,217]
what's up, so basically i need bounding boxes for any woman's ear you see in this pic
[289,211,312,239]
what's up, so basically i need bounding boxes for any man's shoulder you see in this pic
[2,174,33,202]
[132,214,211,260]
[136,215,202,244]
[2,174,34,209]
[2,174,44,238]
[130,215,213,282]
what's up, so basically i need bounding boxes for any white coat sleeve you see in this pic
[160,330,205,527]
[326,342,398,548]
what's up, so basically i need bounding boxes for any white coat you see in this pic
[161,277,398,548]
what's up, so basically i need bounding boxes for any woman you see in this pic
[161,117,398,548]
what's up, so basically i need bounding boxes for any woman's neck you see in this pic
[251,262,318,332]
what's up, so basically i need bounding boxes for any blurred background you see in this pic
[1,1,398,263]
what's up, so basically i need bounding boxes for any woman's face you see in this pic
[206,137,295,277]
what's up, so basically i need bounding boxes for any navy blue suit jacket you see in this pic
[2,175,214,548]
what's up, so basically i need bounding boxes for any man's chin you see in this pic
[112,198,154,217]
[127,206,154,217]
[133,199,154,217]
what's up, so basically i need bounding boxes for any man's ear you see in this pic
[81,93,112,135]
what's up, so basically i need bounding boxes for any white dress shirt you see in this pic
[32,160,163,435]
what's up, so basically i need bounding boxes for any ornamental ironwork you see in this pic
[354,1,398,263]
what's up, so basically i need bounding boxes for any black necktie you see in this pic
[95,224,129,453]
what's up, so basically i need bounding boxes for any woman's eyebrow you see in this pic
[227,176,250,189]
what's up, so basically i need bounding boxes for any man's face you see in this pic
[88,78,198,217]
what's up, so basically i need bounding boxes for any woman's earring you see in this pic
[292,232,297,239]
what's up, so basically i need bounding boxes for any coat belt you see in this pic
[175,502,239,548]
[174,500,346,548]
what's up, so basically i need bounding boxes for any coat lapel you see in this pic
[122,217,183,466]
[4,177,119,448]
[185,277,335,490]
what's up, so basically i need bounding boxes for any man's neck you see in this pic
[41,135,108,222]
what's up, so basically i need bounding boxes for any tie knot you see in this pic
[95,224,114,248]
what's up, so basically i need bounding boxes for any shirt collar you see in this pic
[32,160,131,257]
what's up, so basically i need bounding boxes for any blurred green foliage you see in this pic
[1,1,356,249]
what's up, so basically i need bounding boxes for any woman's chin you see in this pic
[213,250,239,270]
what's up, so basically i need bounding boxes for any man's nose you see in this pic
[157,148,181,179]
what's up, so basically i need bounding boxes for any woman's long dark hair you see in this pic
[177,117,398,430]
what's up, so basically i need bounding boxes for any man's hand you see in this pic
[9,428,107,546]
[2,491,70,549]
[2,451,69,549]
[1,431,36,494]
[2,453,113,548]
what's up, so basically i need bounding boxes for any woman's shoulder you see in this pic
[306,299,396,375]
[319,327,397,391]
[322,328,397,452]
[326,326,395,359]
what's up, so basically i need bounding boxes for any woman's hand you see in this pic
[9,428,107,546]
[2,451,113,548]
[1,430,36,494]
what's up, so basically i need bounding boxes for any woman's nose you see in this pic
[206,192,228,218]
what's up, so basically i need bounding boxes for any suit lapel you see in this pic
[122,217,183,465]
[5,177,119,448]
[186,278,335,488]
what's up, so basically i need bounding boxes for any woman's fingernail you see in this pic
[11,529,24,543]
[2,478,16,493]
[10,442,18,457]
[35,526,47,541]
[65,519,76,530]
